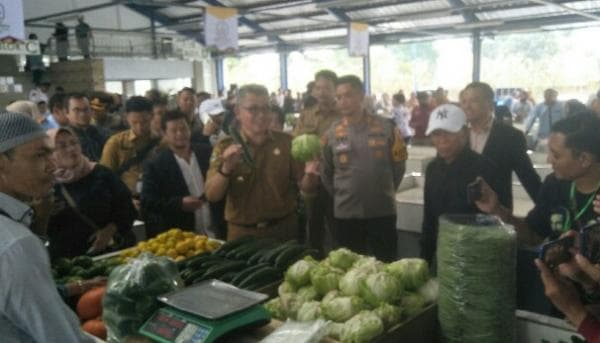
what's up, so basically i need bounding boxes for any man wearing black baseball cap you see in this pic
[0,112,93,342]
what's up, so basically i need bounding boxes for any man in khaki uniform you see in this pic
[322,75,408,262]
[100,96,159,206]
[205,84,319,241]
[293,70,341,252]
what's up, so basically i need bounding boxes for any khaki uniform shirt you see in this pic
[293,104,341,137]
[207,131,303,225]
[100,130,155,195]
[321,114,408,219]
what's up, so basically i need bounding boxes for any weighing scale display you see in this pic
[143,308,212,342]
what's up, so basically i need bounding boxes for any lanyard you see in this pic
[569,181,600,227]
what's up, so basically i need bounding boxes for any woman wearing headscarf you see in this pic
[46,127,136,259]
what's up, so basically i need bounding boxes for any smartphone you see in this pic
[580,222,600,264]
[539,236,575,270]
[467,179,483,204]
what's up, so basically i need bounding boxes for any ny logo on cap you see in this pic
[436,108,448,120]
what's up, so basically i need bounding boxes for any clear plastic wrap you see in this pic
[102,253,183,342]
[437,214,517,343]
[260,320,330,343]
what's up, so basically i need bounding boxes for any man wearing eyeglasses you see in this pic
[205,84,319,241]
[64,92,108,161]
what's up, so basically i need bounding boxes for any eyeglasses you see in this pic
[242,106,272,116]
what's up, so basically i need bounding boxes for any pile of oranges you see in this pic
[119,228,221,262]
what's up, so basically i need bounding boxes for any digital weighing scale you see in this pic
[139,279,271,343]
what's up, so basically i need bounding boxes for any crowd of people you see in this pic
[2,68,600,341]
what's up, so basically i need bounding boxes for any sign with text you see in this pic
[348,22,369,57]
[0,0,25,40]
[0,39,40,55]
[204,6,238,51]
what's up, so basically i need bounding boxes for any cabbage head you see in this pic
[310,265,343,296]
[280,293,304,319]
[418,278,439,304]
[339,268,370,296]
[401,292,427,318]
[291,134,321,161]
[327,322,345,340]
[373,303,404,329]
[297,301,321,321]
[264,297,285,320]
[341,311,385,343]
[352,256,385,274]
[320,295,366,322]
[277,281,296,297]
[328,248,359,270]
[386,258,430,291]
[359,272,402,307]
[285,257,317,287]
[297,286,319,303]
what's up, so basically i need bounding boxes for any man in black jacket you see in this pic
[462,82,542,209]
[141,110,215,239]
[420,104,501,264]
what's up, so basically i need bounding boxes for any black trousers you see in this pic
[333,215,397,262]
[305,184,335,253]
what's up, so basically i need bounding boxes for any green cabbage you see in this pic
[418,278,439,304]
[374,303,404,329]
[285,258,317,287]
[327,322,345,340]
[339,268,370,296]
[277,281,297,297]
[401,293,427,318]
[297,286,319,303]
[359,271,402,307]
[328,248,359,270]
[341,311,385,343]
[310,265,343,296]
[352,256,385,273]
[320,295,366,322]
[386,258,430,291]
[297,301,321,321]
[291,134,321,162]
[264,297,285,320]
[322,290,340,304]
[280,293,304,319]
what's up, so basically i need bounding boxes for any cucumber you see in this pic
[215,235,256,255]
[238,266,280,289]
[226,240,259,259]
[220,271,237,283]
[248,249,270,265]
[230,263,271,286]
[202,261,247,280]
[259,240,298,264]
[184,269,208,285]
[235,239,276,260]
[187,255,224,270]
[180,251,211,269]
[275,248,318,270]
[272,245,306,269]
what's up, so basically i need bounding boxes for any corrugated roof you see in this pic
[24,0,600,53]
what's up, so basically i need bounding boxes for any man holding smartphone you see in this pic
[420,104,501,265]
[476,111,600,245]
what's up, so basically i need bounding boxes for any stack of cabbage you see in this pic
[437,214,516,343]
[264,248,438,343]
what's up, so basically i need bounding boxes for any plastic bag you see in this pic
[437,214,517,343]
[260,319,330,343]
[102,253,183,342]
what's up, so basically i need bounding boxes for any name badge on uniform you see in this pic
[334,141,351,153]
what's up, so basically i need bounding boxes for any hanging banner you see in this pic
[348,22,369,57]
[0,0,25,40]
[0,39,40,55]
[204,6,238,51]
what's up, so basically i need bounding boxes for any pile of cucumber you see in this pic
[178,236,318,291]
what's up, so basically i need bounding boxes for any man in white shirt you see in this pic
[141,110,215,238]
[0,112,93,342]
